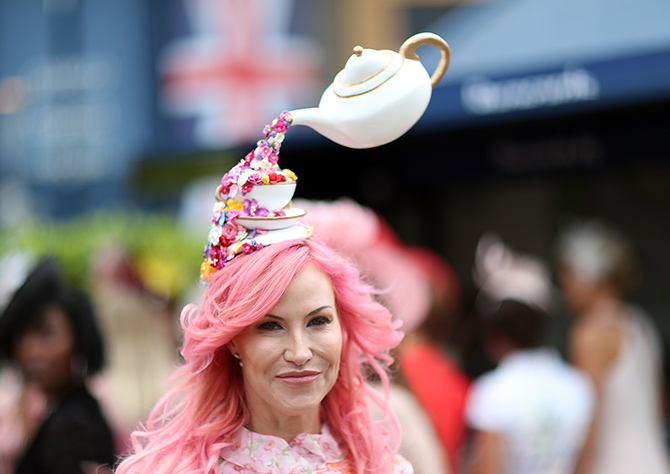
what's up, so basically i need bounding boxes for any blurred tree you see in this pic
[0,210,202,302]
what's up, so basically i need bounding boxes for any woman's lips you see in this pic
[277,370,320,385]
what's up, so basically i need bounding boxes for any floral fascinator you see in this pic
[200,111,312,283]
[473,233,556,315]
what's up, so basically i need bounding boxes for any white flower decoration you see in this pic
[237,169,253,186]
[208,225,223,245]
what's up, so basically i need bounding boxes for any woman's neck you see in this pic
[245,410,322,443]
[44,378,82,408]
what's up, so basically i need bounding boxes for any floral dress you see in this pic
[219,424,413,474]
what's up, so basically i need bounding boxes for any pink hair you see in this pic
[114,238,404,474]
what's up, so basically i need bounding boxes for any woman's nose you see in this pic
[284,333,312,365]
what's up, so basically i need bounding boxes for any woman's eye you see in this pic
[308,316,331,327]
[258,321,282,330]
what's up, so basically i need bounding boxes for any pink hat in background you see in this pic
[294,198,434,332]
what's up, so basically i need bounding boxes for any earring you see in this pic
[233,353,243,367]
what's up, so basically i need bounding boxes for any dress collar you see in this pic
[220,423,347,473]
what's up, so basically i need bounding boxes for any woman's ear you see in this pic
[227,340,238,358]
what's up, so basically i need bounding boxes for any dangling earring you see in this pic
[233,353,243,367]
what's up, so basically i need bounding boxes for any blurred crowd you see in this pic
[0,200,668,474]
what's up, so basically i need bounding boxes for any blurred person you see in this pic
[555,220,670,474]
[464,234,594,474]
[297,197,466,474]
[398,245,471,473]
[0,254,116,473]
[0,253,46,474]
[87,243,180,455]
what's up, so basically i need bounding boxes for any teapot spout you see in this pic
[289,107,360,148]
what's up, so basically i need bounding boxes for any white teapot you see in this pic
[290,32,450,149]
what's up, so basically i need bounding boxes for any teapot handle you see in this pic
[399,32,451,88]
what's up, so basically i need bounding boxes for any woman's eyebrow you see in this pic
[307,305,333,317]
[264,305,333,320]
[264,314,284,321]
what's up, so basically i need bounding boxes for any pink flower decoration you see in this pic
[241,243,255,254]
[241,182,253,193]
[273,121,288,133]
[227,209,240,221]
[228,184,240,199]
[247,173,262,185]
[258,143,273,158]
[242,199,269,217]
[210,247,225,269]
[221,222,238,241]
[267,151,279,164]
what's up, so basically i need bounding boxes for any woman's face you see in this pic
[557,265,600,315]
[13,304,78,398]
[229,263,343,426]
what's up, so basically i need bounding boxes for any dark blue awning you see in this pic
[413,0,670,132]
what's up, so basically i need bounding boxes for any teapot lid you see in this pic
[333,46,403,98]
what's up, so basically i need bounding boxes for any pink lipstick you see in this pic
[277,370,320,385]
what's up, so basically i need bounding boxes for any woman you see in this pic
[0,255,116,473]
[114,237,412,473]
[116,110,413,474]
[556,220,670,474]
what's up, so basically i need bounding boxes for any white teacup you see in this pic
[243,181,296,212]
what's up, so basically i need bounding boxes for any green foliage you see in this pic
[0,209,203,300]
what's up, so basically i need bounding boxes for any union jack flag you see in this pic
[159,0,323,149]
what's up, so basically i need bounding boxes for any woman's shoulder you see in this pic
[48,385,110,429]
[39,387,112,447]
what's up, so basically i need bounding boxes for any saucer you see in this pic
[237,208,307,230]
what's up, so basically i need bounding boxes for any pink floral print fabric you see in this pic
[219,424,413,474]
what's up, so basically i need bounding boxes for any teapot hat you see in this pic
[200,32,451,282]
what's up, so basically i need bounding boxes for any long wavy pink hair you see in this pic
[114,238,404,474]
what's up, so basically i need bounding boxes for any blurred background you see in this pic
[1,0,669,379]
[2,1,670,470]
